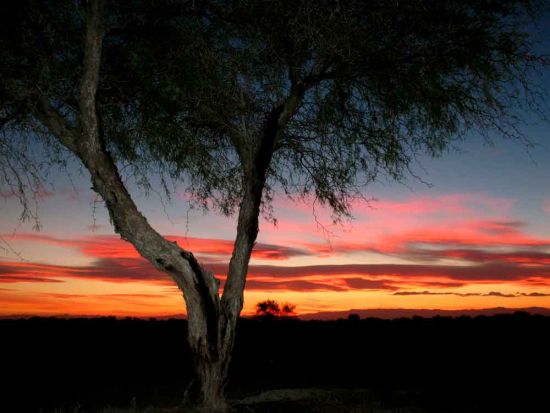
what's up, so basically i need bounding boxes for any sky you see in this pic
[1,3,550,320]
[1,128,550,318]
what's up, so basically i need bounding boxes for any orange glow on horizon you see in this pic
[1,193,550,318]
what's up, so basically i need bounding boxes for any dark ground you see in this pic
[1,312,549,412]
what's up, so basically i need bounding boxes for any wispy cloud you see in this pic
[5,233,309,261]
[393,290,550,298]
[2,257,550,291]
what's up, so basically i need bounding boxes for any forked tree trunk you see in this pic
[35,2,240,409]
[33,3,300,411]
[181,175,267,410]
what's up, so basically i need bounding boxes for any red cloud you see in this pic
[239,262,550,283]
[393,290,550,298]
[0,261,69,283]
[0,275,63,283]
[3,257,549,292]
[6,233,307,261]
[3,193,550,294]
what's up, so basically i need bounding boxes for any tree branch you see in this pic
[221,58,348,317]
[31,1,222,346]
[34,98,79,152]
[221,78,308,315]
[78,0,104,155]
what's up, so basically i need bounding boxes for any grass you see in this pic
[231,388,426,413]
[84,389,426,413]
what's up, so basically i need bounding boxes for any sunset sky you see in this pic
[1,131,550,317]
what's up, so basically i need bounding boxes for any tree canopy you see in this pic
[255,299,296,318]
[2,0,546,222]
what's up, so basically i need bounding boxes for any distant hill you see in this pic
[298,306,550,320]
[2,306,550,321]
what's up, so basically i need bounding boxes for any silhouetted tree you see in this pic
[281,303,297,316]
[256,300,281,318]
[256,300,296,319]
[0,0,548,410]
[348,314,361,322]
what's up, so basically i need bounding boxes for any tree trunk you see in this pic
[185,301,237,412]
[194,359,226,410]
[188,337,227,411]
[32,4,300,411]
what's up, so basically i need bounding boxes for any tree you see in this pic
[255,299,296,319]
[1,0,547,410]
[348,313,361,322]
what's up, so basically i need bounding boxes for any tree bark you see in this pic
[186,315,230,411]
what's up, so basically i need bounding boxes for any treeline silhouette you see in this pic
[2,312,548,412]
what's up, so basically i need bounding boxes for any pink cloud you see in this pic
[373,194,472,215]
[3,192,550,294]
[260,193,521,251]
[296,218,550,258]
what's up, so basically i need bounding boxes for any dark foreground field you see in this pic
[2,312,549,412]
